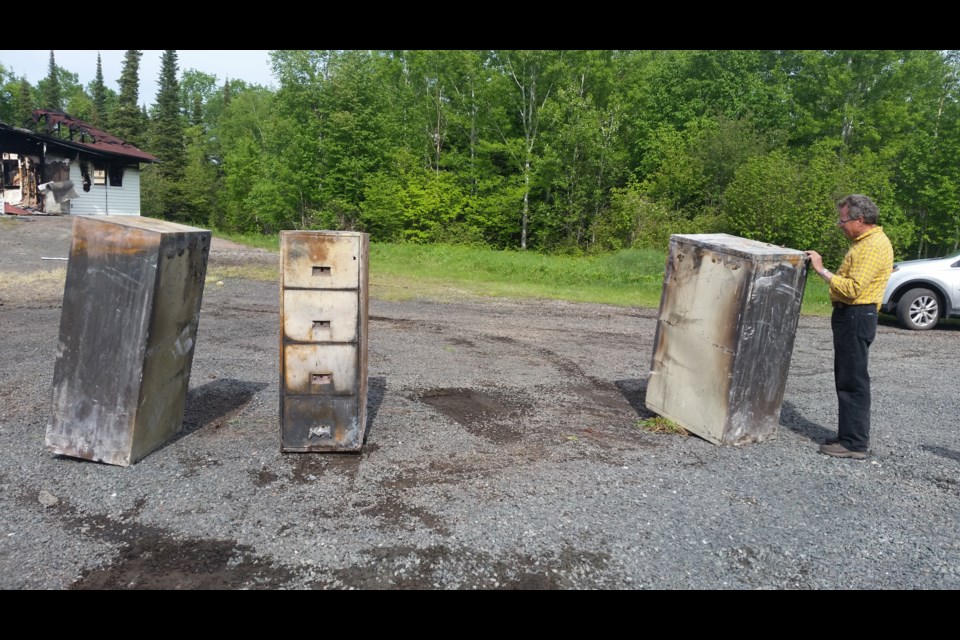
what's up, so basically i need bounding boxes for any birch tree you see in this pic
[488,50,566,249]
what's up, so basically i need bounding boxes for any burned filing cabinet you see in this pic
[645,233,809,446]
[280,231,369,452]
[45,215,211,466]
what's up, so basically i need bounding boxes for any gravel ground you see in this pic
[1,215,958,590]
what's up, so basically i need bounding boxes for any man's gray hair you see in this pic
[838,194,879,224]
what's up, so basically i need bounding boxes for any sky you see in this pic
[0,50,276,108]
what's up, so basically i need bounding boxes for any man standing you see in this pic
[805,194,894,460]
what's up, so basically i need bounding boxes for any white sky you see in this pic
[0,50,276,108]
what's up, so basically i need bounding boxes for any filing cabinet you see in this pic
[45,215,211,466]
[280,231,369,451]
[645,233,809,445]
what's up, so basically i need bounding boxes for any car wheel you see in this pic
[896,287,940,330]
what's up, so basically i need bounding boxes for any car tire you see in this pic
[896,287,940,330]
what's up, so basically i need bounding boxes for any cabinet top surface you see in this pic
[671,233,807,259]
[75,215,209,235]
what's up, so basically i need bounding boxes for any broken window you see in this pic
[80,161,123,189]
[2,158,20,188]
[109,164,123,187]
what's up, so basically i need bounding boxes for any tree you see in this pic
[0,74,34,128]
[722,142,907,265]
[112,50,144,147]
[35,57,92,126]
[144,50,188,221]
[0,64,13,123]
[180,121,219,226]
[179,69,218,129]
[39,50,61,112]
[214,85,278,231]
[487,50,567,249]
[15,78,34,128]
[267,50,397,231]
[533,50,633,251]
[879,50,960,257]
[186,49,960,257]
[90,52,108,129]
[151,50,186,171]
[59,67,92,123]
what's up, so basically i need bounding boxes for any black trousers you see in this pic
[831,304,878,452]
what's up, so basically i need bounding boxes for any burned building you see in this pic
[1,109,157,216]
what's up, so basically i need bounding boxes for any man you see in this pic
[805,194,893,460]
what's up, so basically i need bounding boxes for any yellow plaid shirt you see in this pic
[830,226,894,309]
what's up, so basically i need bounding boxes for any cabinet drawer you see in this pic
[283,343,358,395]
[281,395,363,451]
[281,232,361,289]
[282,289,358,343]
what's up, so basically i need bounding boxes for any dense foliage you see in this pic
[3,50,960,264]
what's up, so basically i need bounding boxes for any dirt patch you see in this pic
[418,387,532,444]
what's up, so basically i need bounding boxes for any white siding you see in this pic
[2,152,22,205]
[2,187,22,205]
[67,163,141,216]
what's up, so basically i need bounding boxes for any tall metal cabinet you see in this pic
[279,231,369,452]
[645,233,809,446]
[45,215,211,466]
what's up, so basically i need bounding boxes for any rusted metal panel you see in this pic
[279,230,369,452]
[645,233,809,445]
[45,215,210,466]
[281,231,361,290]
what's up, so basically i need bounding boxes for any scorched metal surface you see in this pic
[645,233,809,445]
[45,215,211,466]
[279,231,369,452]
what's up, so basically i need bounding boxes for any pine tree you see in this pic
[90,52,108,129]
[145,50,188,221]
[112,50,144,146]
[16,78,34,129]
[40,50,62,113]
[190,93,203,128]
[152,50,186,172]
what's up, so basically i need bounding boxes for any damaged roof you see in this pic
[0,110,158,163]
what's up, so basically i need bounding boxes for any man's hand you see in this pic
[804,250,833,282]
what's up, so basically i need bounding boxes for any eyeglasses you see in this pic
[837,217,857,226]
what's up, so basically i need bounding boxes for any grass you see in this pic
[635,416,690,436]
[368,242,834,316]
[369,243,667,307]
[0,268,67,303]
[211,229,280,252]
[799,277,833,317]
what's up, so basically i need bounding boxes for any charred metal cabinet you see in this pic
[280,231,369,452]
[645,233,809,445]
[45,215,211,466]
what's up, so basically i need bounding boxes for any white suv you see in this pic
[880,251,960,330]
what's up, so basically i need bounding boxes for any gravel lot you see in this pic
[1,215,958,590]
